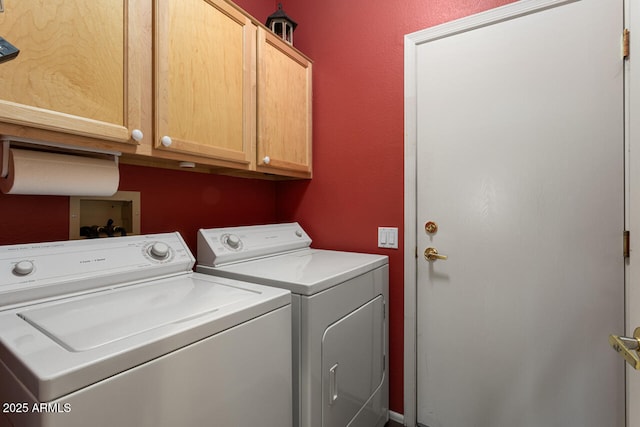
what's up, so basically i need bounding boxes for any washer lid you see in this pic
[0,273,290,402]
[198,249,388,295]
[19,276,257,352]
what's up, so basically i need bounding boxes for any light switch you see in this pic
[379,228,387,244]
[378,227,398,249]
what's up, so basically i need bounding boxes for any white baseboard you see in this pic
[389,410,404,424]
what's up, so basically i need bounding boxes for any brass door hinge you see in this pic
[624,29,630,59]
[624,230,630,258]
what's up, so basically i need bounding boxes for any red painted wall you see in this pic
[0,0,517,418]
[118,165,278,251]
[0,0,278,254]
[274,0,516,415]
[234,0,274,27]
[0,164,277,256]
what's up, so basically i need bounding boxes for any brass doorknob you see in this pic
[424,247,448,261]
[609,327,640,370]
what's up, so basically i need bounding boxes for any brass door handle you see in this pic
[424,247,448,261]
[609,327,640,370]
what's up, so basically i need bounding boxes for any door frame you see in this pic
[403,1,622,426]
[626,1,639,426]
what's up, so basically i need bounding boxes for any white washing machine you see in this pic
[196,223,389,427]
[0,232,292,427]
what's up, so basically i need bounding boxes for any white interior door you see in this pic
[411,1,625,426]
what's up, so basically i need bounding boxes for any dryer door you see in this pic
[321,295,385,427]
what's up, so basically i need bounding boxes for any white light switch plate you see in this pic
[378,227,398,249]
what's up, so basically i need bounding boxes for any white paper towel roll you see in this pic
[0,148,119,196]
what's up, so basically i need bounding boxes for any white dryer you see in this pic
[196,223,389,427]
[0,232,292,427]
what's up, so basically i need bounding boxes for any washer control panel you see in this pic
[198,222,312,267]
[0,232,195,309]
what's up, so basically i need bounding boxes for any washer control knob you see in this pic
[14,260,34,275]
[226,234,241,249]
[149,242,170,260]
[295,230,302,237]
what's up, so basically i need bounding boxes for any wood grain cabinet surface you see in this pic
[257,28,312,178]
[0,0,144,149]
[0,0,312,179]
[154,0,256,170]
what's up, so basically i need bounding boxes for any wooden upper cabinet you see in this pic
[256,28,312,178]
[0,0,312,178]
[154,0,256,169]
[0,0,144,146]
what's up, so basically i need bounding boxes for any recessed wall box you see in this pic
[69,191,140,239]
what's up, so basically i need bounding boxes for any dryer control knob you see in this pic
[149,242,170,260]
[226,234,241,249]
[13,260,34,275]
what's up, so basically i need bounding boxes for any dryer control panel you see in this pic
[197,222,311,267]
[0,233,194,310]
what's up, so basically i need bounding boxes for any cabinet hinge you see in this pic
[624,29,630,59]
[624,230,630,258]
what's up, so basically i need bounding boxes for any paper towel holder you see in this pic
[1,136,121,178]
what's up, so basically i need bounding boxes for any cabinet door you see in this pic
[257,28,312,178]
[0,0,143,145]
[155,0,255,168]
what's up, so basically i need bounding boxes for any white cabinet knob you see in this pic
[161,136,172,147]
[262,156,271,165]
[131,129,144,142]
